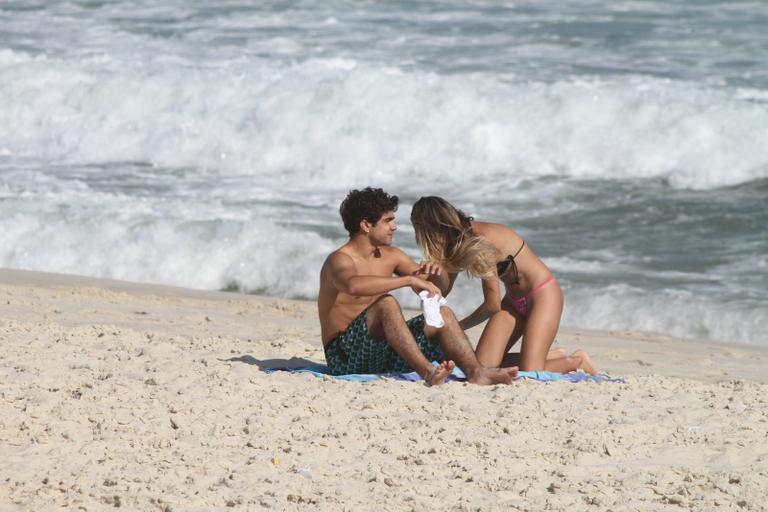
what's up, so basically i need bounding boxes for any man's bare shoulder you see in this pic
[378,245,418,275]
[322,247,356,272]
[377,245,411,261]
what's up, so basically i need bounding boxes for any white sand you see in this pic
[1,268,767,511]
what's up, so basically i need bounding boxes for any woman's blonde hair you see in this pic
[410,196,497,279]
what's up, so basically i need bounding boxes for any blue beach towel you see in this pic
[266,364,624,383]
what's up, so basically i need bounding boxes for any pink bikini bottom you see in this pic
[505,275,557,317]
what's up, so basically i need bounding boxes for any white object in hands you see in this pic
[419,290,447,328]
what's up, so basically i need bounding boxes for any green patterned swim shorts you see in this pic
[324,310,444,375]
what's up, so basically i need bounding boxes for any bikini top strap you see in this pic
[496,241,525,284]
[512,240,525,258]
[507,241,525,285]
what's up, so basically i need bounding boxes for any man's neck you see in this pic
[346,234,381,259]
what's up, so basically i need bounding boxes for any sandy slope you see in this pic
[1,268,766,511]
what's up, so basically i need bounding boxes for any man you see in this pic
[318,187,518,386]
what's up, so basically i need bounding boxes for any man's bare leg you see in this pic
[366,295,454,385]
[424,307,518,385]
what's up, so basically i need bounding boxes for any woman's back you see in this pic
[469,220,553,295]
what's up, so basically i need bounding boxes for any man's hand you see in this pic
[412,260,444,278]
[409,276,442,298]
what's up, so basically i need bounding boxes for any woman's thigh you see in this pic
[519,283,564,371]
[475,304,526,367]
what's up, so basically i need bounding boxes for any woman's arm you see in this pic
[458,278,502,330]
[444,272,459,297]
[396,251,453,297]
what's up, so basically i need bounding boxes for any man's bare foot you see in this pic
[547,347,567,360]
[467,366,518,385]
[572,349,597,375]
[425,360,456,386]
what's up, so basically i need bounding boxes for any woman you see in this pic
[410,196,596,374]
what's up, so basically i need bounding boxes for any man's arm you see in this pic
[393,249,451,296]
[328,251,438,297]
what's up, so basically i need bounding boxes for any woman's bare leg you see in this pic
[476,284,573,370]
[547,347,567,359]
[572,350,597,374]
[501,346,567,368]
[477,301,565,369]
[475,308,524,367]
[477,281,597,374]
[519,282,564,371]
[542,350,597,375]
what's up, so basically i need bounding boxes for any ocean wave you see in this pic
[1,185,764,346]
[442,279,767,346]
[1,50,767,190]
[561,284,767,346]
[0,198,336,299]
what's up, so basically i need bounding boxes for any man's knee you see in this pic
[439,305,458,323]
[367,295,406,337]
[368,295,404,323]
[424,305,463,340]
[370,294,401,312]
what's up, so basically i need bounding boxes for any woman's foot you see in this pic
[467,366,519,385]
[571,349,597,375]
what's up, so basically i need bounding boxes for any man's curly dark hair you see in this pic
[339,187,399,237]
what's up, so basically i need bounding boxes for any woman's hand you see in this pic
[411,260,452,297]
[413,260,444,278]
[409,276,442,298]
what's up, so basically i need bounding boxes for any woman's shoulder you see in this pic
[471,220,517,238]
[472,220,522,253]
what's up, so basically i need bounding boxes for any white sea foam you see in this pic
[4,203,763,344]
[1,50,766,190]
[561,284,768,346]
[0,195,336,299]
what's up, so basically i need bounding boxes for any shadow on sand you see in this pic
[222,355,319,370]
